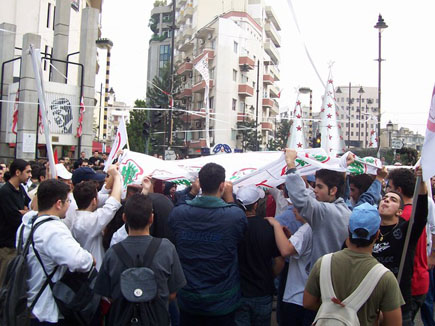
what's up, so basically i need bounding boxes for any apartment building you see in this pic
[334,86,378,148]
[155,0,281,153]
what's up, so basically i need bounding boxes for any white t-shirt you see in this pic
[283,223,313,305]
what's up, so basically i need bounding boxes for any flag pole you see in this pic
[397,175,422,283]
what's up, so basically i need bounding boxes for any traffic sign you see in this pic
[391,138,403,150]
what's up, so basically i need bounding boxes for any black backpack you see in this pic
[0,218,56,326]
[108,238,170,326]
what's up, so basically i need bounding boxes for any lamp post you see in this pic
[374,14,388,156]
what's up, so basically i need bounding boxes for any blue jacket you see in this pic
[344,177,382,210]
[168,196,247,315]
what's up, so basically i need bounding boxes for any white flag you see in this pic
[421,85,435,180]
[104,116,128,172]
[194,53,210,148]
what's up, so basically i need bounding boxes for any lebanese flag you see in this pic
[76,96,85,137]
[11,89,19,135]
[421,84,435,180]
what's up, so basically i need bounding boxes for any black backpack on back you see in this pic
[0,218,55,326]
[108,238,170,326]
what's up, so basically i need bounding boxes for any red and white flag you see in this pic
[11,89,19,135]
[421,85,435,180]
[76,96,85,137]
[104,116,128,172]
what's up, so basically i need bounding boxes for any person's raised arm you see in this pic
[265,216,297,257]
[107,165,122,203]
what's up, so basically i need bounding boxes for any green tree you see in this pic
[126,100,148,153]
[237,120,262,151]
[268,119,290,150]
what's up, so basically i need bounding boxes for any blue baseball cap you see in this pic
[72,167,106,185]
[349,203,381,240]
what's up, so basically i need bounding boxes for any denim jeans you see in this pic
[234,295,273,326]
[421,269,435,326]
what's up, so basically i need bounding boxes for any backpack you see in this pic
[108,237,170,326]
[31,231,101,326]
[312,253,389,326]
[0,218,56,326]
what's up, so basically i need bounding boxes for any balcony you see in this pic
[192,80,214,93]
[176,87,192,99]
[177,62,193,75]
[261,121,273,132]
[175,32,184,47]
[239,56,255,69]
[269,84,280,98]
[263,73,274,85]
[265,6,281,31]
[196,26,215,39]
[262,98,273,108]
[184,6,193,18]
[183,27,193,40]
[268,64,280,81]
[270,101,279,115]
[179,39,194,52]
[238,84,254,97]
[264,39,280,64]
[265,21,281,48]
[193,49,215,64]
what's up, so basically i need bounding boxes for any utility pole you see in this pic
[168,0,176,148]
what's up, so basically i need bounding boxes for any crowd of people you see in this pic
[0,148,434,326]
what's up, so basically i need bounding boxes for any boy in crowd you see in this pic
[95,194,186,323]
[20,179,94,324]
[70,165,122,270]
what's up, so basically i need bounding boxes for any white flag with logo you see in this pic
[104,116,128,172]
[194,53,210,148]
[421,85,435,180]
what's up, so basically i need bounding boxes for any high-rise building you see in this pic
[147,0,281,154]
[335,86,378,148]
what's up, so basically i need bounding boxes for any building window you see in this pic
[351,132,354,136]
[211,38,216,49]
[47,3,51,28]
[233,41,238,54]
[351,123,354,127]
[239,101,245,113]
[159,45,171,76]
[232,99,237,111]
[53,6,56,30]
[209,96,214,109]
[233,69,237,81]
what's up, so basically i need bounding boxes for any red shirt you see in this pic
[402,204,429,296]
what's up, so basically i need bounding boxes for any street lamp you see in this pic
[374,14,388,156]
[386,120,393,147]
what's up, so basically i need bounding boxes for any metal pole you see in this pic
[255,60,260,151]
[98,82,102,141]
[348,82,351,149]
[365,104,368,148]
[358,93,362,146]
[168,0,176,148]
[377,29,382,156]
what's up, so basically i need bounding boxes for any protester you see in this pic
[283,148,351,267]
[70,165,122,270]
[0,165,4,188]
[169,163,247,325]
[373,169,428,326]
[304,203,404,325]
[95,193,186,324]
[0,159,31,283]
[73,151,87,169]
[55,163,72,190]
[235,185,283,326]
[20,179,94,324]
[266,207,315,326]
[386,168,429,323]
[89,151,101,166]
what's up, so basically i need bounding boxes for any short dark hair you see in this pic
[315,169,345,198]
[199,163,225,194]
[388,168,415,198]
[348,229,378,247]
[37,179,70,212]
[349,174,373,194]
[73,181,98,210]
[124,194,153,230]
[384,190,405,209]
[9,159,29,176]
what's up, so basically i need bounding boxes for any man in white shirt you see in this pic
[19,179,94,324]
[70,165,122,270]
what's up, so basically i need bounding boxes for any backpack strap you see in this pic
[342,263,389,311]
[319,253,336,302]
[113,237,162,268]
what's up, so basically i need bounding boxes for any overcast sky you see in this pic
[101,0,435,135]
